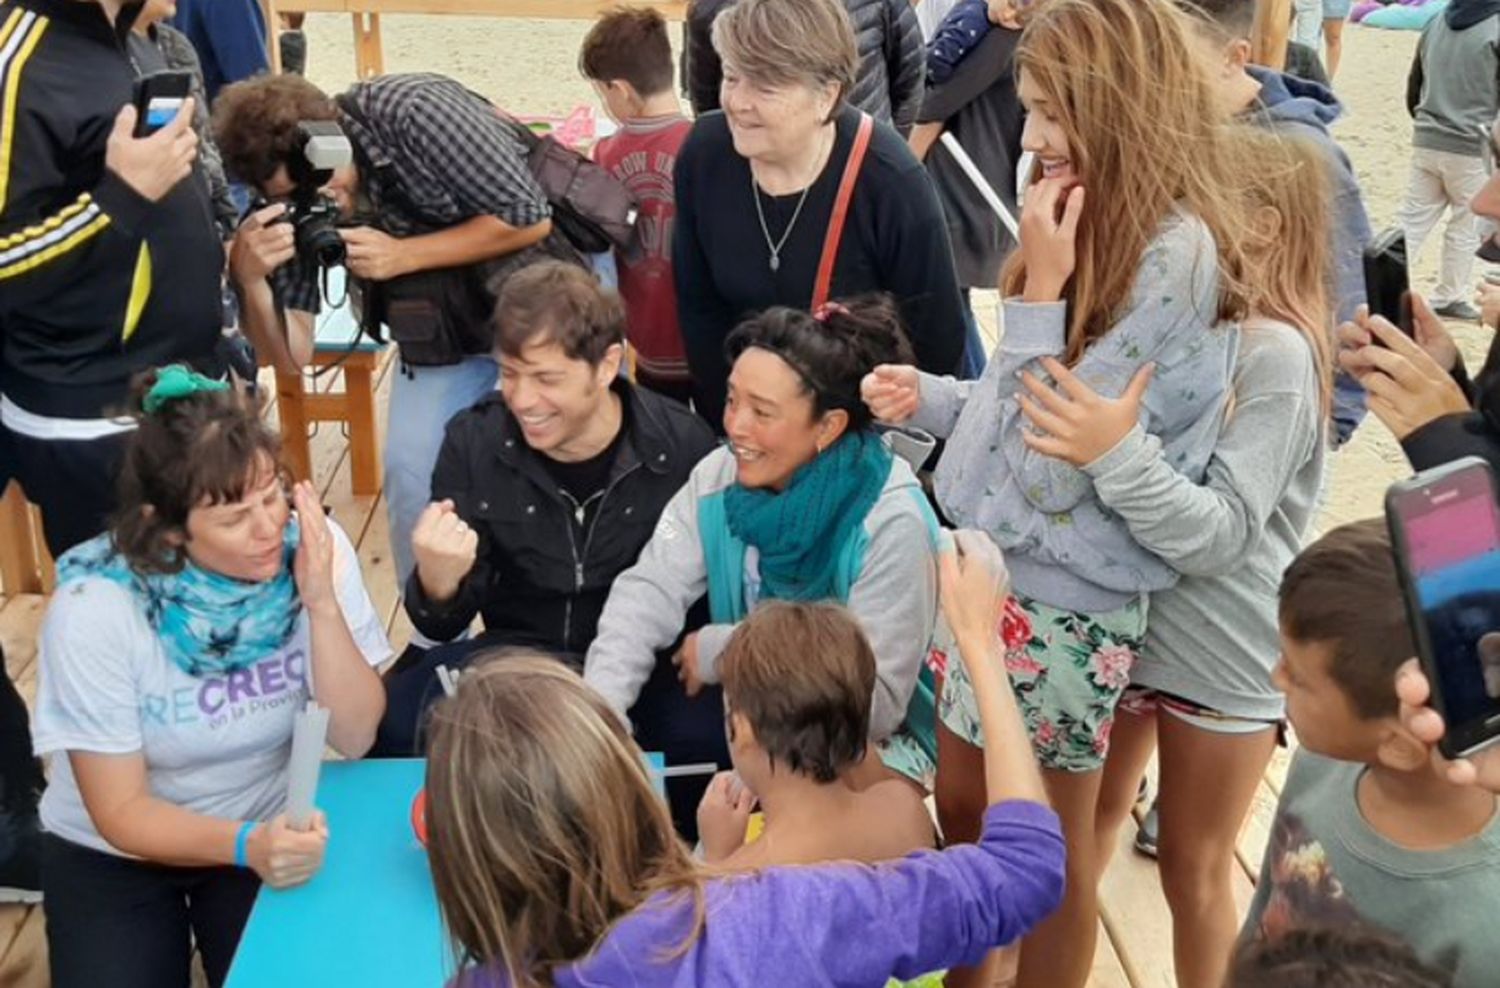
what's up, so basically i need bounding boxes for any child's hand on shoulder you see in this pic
[697,772,755,864]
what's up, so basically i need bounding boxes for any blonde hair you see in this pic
[1001,0,1252,363]
[1235,130,1335,418]
[711,0,858,102]
[425,654,705,986]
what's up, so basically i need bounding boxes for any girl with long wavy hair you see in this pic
[863,0,1256,983]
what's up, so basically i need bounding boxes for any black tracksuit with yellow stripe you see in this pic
[0,0,223,421]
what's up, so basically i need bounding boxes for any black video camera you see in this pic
[253,121,353,270]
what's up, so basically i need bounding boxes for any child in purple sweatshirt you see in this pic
[426,531,1064,988]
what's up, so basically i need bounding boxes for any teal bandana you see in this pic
[56,522,303,678]
[722,431,893,603]
[142,364,229,415]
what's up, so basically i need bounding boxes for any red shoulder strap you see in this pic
[811,112,875,311]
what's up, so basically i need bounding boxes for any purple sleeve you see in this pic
[758,800,1065,983]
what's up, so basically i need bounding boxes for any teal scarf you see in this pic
[56,523,303,678]
[723,432,893,603]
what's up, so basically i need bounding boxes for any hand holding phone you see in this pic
[1387,458,1500,759]
[106,93,198,203]
[1363,228,1414,342]
[132,71,193,137]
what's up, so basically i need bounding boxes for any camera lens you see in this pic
[293,196,346,269]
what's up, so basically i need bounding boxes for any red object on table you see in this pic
[411,788,428,846]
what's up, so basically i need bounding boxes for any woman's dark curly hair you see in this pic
[111,371,287,575]
[724,294,914,432]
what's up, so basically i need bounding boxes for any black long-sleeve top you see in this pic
[672,106,966,426]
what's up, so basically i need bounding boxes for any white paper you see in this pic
[286,702,330,832]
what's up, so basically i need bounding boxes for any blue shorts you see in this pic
[1323,0,1352,19]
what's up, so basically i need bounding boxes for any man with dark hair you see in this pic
[373,262,717,777]
[213,72,564,587]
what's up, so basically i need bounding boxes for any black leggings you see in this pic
[42,834,261,988]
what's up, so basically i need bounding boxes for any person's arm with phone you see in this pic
[229,203,316,374]
[1338,306,1471,440]
[0,98,197,295]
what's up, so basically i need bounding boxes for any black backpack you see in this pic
[499,113,641,256]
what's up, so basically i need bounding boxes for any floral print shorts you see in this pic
[937,593,1147,773]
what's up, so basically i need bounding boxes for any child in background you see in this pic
[695,600,936,868]
[1246,519,1500,987]
[864,0,1253,984]
[579,7,695,405]
[1399,0,1500,322]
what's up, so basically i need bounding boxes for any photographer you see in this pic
[214,73,557,583]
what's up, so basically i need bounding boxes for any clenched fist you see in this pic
[412,499,478,603]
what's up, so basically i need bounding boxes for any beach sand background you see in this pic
[296,14,1497,532]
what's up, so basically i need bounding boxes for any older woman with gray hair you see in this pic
[673,0,967,427]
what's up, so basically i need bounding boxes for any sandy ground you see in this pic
[295,15,1495,532]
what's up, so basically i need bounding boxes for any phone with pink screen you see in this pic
[1387,458,1500,757]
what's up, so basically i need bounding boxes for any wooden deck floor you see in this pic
[0,350,1290,987]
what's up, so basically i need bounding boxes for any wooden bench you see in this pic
[0,483,54,596]
[275,271,386,496]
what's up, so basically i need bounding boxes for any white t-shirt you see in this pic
[34,521,391,856]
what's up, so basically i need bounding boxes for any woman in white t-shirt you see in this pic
[33,367,390,988]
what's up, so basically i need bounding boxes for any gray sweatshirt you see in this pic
[1085,319,1327,719]
[913,211,1237,613]
[583,445,938,742]
[1408,9,1500,157]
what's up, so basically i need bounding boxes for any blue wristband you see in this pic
[234,821,256,869]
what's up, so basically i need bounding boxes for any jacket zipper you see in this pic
[556,461,643,651]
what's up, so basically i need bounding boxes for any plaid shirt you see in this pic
[272,72,548,314]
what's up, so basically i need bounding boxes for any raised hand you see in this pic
[292,481,338,615]
[412,500,479,603]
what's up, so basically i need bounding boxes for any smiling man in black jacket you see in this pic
[374,262,718,765]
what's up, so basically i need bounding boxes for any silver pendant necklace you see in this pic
[752,174,812,274]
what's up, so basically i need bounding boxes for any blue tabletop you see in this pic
[227,753,672,987]
[226,759,447,987]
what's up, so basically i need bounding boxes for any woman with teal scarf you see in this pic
[32,369,390,988]
[585,296,945,791]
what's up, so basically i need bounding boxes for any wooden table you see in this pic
[262,0,688,79]
[0,484,53,596]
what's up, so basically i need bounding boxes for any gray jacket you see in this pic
[1407,8,1500,157]
[583,445,938,742]
[1087,319,1327,720]
[914,211,1237,613]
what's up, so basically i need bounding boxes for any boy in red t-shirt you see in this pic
[581,8,695,405]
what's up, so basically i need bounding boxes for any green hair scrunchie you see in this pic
[142,364,230,415]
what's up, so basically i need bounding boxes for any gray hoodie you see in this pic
[914,212,1237,614]
[1086,319,1327,719]
[1407,4,1500,157]
[583,445,938,743]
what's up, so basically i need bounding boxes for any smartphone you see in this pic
[131,70,193,137]
[1363,227,1414,341]
[1387,457,1500,758]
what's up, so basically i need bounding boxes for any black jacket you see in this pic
[404,382,717,650]
[684,0,925,131]
[0,0,223,419]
